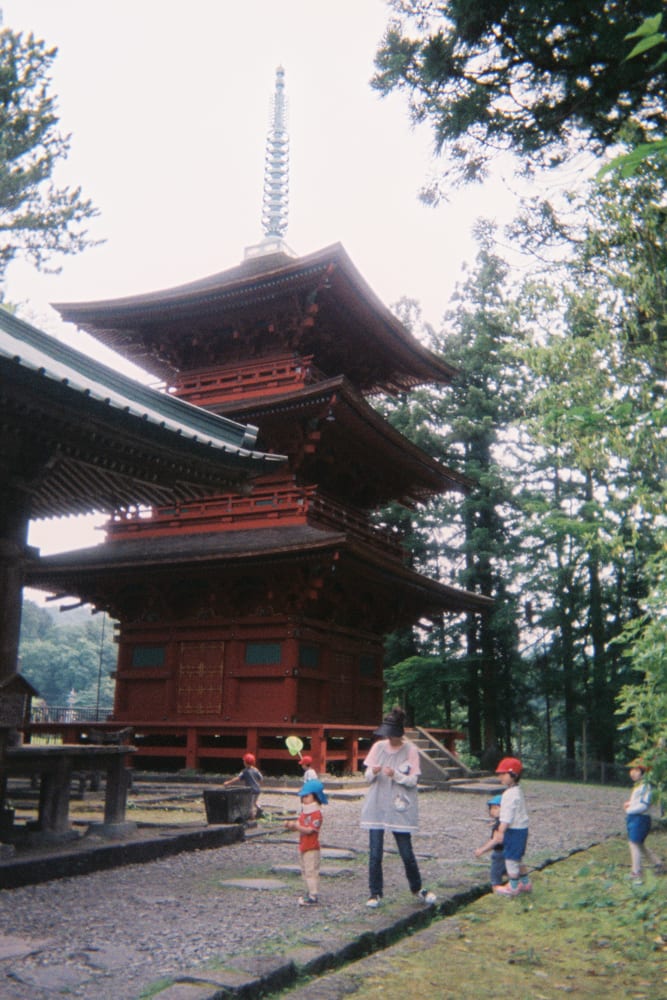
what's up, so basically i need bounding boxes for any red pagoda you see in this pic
[26,71,491,774]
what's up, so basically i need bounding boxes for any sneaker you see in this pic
[298,895,318,906]
[366,896,382,908]
[630,874,643,885]
[518,879,533,893]
[494,883,520,897]
[416,888,437,905]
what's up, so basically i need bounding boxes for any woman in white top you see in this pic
[360,707,436,909]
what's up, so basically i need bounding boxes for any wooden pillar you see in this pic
[313,727,327,774]
[343,731,359,774]
[246,727,258,761]
[185,727,198,769]
[0,483,30,686]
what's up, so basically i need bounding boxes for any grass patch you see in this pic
[346,836,667,1000]
[137,977,174,998]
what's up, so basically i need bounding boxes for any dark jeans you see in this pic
[490,847,507,886]
[368,828,422,897]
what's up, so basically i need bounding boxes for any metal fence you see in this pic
[30,704,114,724]
[515,754,629,787]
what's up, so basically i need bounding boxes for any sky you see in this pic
[1,0,526,564]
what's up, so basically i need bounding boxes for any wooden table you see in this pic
[4,744,136,841]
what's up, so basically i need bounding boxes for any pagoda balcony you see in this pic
[107,484,406,560]
[169,354,324,407]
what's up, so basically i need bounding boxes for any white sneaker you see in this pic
[417,888,436,905]
[366,896,382,908]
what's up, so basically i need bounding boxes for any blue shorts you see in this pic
[503,827,528,862]
[626,813,651,845]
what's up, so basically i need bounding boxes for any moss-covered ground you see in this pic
[330,835,667,1000]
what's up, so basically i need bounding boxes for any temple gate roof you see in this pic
[0,308,284,518]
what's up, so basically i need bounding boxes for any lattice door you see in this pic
[176,641,224,715]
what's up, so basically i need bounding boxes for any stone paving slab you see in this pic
[0,934,52,960]
[148,985,219,1000]
[270,864,357,877]
[219,877,287,890]
[10,963,94,990]
[77,943,141,971]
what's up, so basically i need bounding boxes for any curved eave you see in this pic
[26,525,493,618]
[0,310,285,518]
[219,375,471,499]
[321,245,457,387]
[342,540,493,616]
[52,244,457,389]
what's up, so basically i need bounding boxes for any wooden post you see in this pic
[185,727,198,769]
[0,489,30,687]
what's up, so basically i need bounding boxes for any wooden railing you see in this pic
[169,355,324,406]
[107,484,317,537]
[107,485,406,559]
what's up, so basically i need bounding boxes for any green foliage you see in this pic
[384,654,467,729]
[599,13,667,179]
[373,6,667,771]
[616,528,667,804]
[19,599,115,707]
[374,1,666,185]
[513,166,667,763]
[0,26,99,284]
[379,232,526,755]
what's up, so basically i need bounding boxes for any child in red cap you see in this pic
[299,754,318,783]
[492,756,532,897]
[222,753,263,820]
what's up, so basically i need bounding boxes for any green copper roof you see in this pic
[0,306,271,454]
[0,307,285,517]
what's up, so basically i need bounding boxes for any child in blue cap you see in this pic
[474,793,507,891]
[284,778,328,906]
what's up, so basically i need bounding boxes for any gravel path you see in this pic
[0,780,626,1000]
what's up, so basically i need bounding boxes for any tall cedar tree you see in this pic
[373,1,666,186]
[0,27,98,283]
[434,229,523,756]
[514,166,667,765]
[380,230,523,756]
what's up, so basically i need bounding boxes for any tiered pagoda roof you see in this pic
[31,242,491,627]
[29,522,491,629]
[53,243,457,393]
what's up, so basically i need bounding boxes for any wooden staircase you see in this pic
[406,726,477,788]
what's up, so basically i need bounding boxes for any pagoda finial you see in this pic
[244,66,295,262]
[262,65,289,239]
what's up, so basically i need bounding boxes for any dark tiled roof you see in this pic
[52,243,457,392]
[219,374,471,503]
[26,524,492,616]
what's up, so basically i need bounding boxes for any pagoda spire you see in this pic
[261,65,289,240]
[244,66,295,261]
